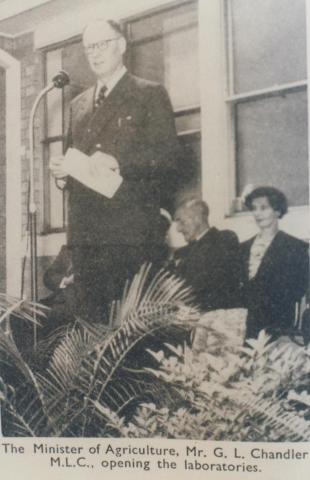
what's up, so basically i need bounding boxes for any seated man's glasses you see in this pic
[84,37,120,55]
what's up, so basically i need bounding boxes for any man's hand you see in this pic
[49,155,68,179]
[59,274,74,289]
[90,151,120,175]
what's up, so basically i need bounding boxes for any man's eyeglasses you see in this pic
[84,37,120,55]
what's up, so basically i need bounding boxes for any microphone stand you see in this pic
[27,70,69,347]
[28,84,54,347]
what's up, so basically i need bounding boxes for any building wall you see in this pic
[0,36,15,293]
[0,30,46,297]
[0,67,6,292]
[14,32,44,235]
[0,0,308,298]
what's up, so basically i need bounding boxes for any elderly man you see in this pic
[173,199,241,311]
[50,19,180,321]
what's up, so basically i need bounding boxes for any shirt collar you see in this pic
[194,226,210,242]
[95,65,127,99]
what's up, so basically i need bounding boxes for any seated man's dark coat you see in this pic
[174,227,240,311]
[43,245,72,294]
[40,245,75,337]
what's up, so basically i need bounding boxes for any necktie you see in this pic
[94,85,107,109]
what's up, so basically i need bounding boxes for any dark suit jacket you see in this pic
[240,231,309,339]
[66,72,181,248]
[43,245,72,292]
[174,227,241,311]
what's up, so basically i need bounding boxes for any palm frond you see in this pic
[0,293,47,325]
[34,265,198,434]
[0,326,35,382]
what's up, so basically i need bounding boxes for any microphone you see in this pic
[52,70,70,89]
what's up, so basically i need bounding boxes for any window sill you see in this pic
[40,227,66,235]
[37,230,67,257]
[225,203,309,219]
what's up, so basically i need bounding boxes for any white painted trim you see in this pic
[0,29,34,39]
[219,206,310,242]
[178,128,200,137]
[226,80,308,103]
[0,32,14,39]
[0,0,50,21]
[199,0,230,224]
[34,0,185,49]
[0,48,22,296]
[174,103,200,114]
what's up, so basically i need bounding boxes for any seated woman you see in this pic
[240,186,309,340]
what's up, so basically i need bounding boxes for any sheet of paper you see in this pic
[63,147,123,198]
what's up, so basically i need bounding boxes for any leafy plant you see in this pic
[123,332,310,441]
[0,265,198,436]
[0,268,309,440]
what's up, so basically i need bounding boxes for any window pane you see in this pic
[130,1,197,41]
[129,39,164,84]
[175,111,200,134]
[230,0,307,93]
[236,90,308,206]
[129,10,166,41]
[128,2,199,110]
[177,132,201,202]
[163,20,199,110]
[48,141,65,229]
[62,40,95,132]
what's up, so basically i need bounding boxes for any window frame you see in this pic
[124,0,200,137]
[199,0,309,240]
[41,0,201,234]
[224,0,308,212]
[41,38,82,234]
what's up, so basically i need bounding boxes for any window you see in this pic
[225,0,308,209]
[42,40,93,231]
[43,48,65,231]
[125,0,200,201]
[42,0,200,230]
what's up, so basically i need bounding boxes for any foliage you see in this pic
[0,268,309,440]
[120,332,310,441]
[0,265,197,436]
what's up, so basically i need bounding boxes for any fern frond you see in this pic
[241,394,310,441]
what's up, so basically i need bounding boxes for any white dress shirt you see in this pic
[94,65,127,101]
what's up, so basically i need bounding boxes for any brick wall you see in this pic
[14,32,45,236]
[0,32,46,297]
[15,32,46,298]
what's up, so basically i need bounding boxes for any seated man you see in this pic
[42,244,73,306]
[40,245,76,337]
[173,198,241,311]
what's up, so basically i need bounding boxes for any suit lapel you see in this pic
[92,73,131,127]
[83,73,132,151]
[74,86,96,145]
